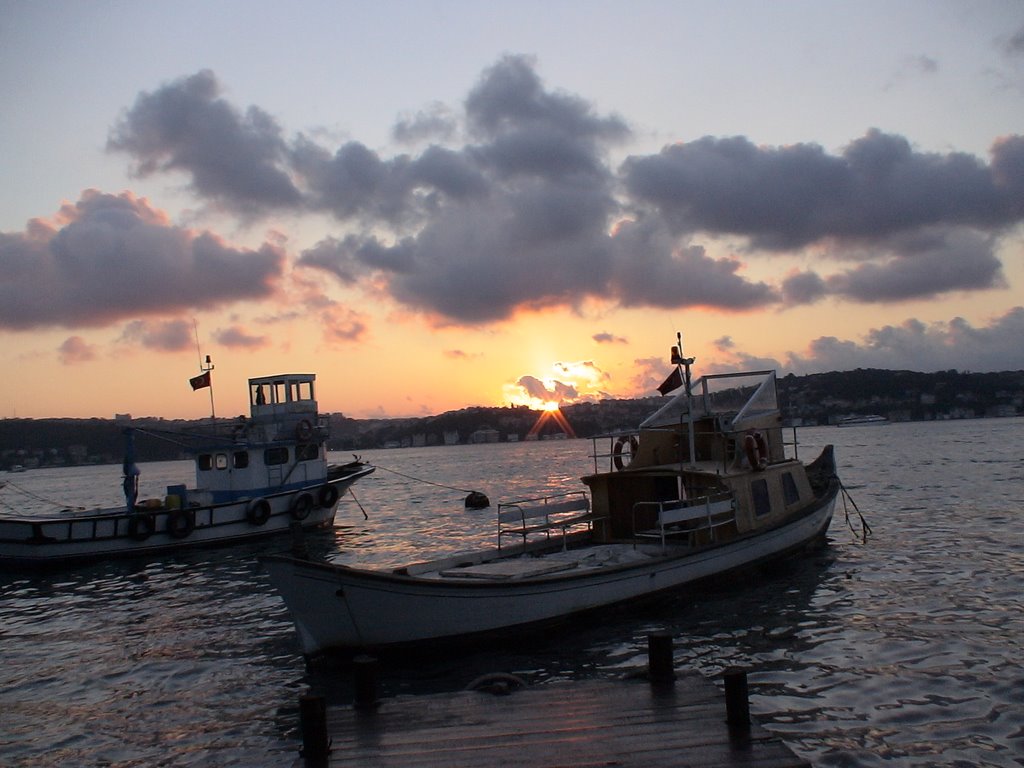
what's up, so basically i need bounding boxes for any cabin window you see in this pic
[296,443,319,462]
[752,478,771,517]
[197,454,212,471]
[264,446,289,465]
[214,453,229,470]
[233,451,249,469]
[782,472,800,506]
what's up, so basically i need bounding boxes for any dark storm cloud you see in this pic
[0,191,283,330]
[621,129,1016,249]
[108,70,301,210]
[825,229,1004,302]
[104,58,1024,324]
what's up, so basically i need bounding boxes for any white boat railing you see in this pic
[632,492,735,551]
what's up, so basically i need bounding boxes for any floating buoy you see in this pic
[464,491,490,509]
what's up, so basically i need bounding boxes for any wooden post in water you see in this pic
[353,655,379,711]
[724,667,751,733]
[647,631,675,684]
[299,693,330,761]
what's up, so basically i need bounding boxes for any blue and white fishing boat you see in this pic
[0,373,374,567]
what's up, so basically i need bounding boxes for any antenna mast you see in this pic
[193,320,216,422]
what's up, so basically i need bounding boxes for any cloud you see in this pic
[593,332,628,344]
[444,349,481,360]
[119,319,193,351]
[108,70,301,211]
[103,59,1024,326]
[516,374,578,403]
[0,191,284,331]
[622,129,1020,249]
[58,336,97,365]
[321,306,368,343]
[791,309,1024,373]
[393,102,458,145]
[214,325,267,349]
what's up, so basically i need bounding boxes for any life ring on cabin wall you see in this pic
[743,433,768,471]
[613,435,639,470]
[166,509,195,539]
[318,484,340,509]
[247,498,272,526]
[296,420,314,441]
[128,513,155,541]
[289,492,314,520]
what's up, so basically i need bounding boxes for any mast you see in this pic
[193,320,216,423]
[671,332,696,470]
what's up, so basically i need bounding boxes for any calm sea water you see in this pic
[1,418,1022,766]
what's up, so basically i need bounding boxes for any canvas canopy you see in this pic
[641,370,779,434]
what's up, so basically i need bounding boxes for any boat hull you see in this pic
[263,484,837,655]
[0,467,373,568]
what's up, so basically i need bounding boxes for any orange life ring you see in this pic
[744,434,767,471]
[613,435,639,470]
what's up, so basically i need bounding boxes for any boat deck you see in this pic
[419,543,661,581]
[294,675,809,767]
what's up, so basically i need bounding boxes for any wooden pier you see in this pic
[295,666,810,767]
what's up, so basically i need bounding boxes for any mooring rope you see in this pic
[369,464,490,509]
[0,480,85,511]
[839,480,871,543]
[371,464,478,495]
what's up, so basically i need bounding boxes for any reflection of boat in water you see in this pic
[836,414,889,427]
[264,344,840,656]
[0,373,373,568]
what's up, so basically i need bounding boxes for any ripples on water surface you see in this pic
[1,419,1022,766]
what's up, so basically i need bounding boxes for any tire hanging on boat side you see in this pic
[128,513,155,541]
[318,484,340,509]
[290,493,313,520]
[166,509,195,539]
[247,498,272,526]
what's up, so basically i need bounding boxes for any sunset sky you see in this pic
[3,1,1024,420]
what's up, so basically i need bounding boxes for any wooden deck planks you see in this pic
[300,676,810,768]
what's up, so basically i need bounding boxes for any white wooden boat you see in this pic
[0,373,374,567]
[264,352,840,656]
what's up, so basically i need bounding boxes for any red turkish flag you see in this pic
[189,371,211,390]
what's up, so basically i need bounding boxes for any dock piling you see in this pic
[724,667,751,733]
[647,631,675,684]
[298,693,330,761]
[353,654,379,711]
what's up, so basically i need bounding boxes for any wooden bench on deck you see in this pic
[632,492,736,550]
[497,492,604,549]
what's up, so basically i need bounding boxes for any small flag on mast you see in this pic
[656,367,683,396]
[189,371,211,390]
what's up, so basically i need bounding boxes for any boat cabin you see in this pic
[584,370,815,544]
[181,374,330,505]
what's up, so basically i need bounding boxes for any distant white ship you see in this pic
[837,414,889,427]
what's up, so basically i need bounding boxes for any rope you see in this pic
[839,479,872,543]
[372,464,479,495]
[0,480,85,511]
[347,487,369,520]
